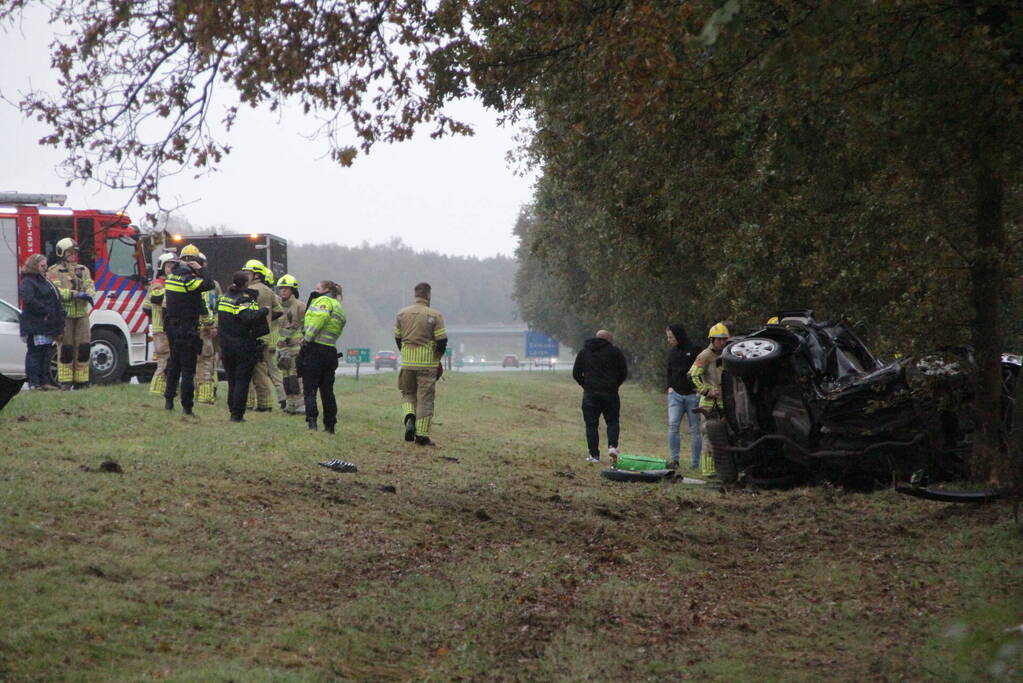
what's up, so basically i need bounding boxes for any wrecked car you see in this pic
[704,310,1018,494]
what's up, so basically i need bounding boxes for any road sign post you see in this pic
[525,331,559,371]
[346,347,370,380]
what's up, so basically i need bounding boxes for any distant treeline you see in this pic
[163,217,521,352]
[287,237,519,350]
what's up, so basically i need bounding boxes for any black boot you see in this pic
[279,400,286,410]
[415,435,434,447]
[404,413,416,442]
[165,398,174,411]
[324,424,336,435]
[307,419,318,431]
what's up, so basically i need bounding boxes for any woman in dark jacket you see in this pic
[218,271,270,422]
[18,253,65,389]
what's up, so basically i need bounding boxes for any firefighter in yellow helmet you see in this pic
[194,252,222,405]
[47,237,96,389]
[163,243,215,414]
[689,322,731,476]
[242,259,283,411]
[275,274,306,414]
[144,252,177,396]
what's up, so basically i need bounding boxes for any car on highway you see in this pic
[374,350,399,370]
[501,354,520,368]
[707,310,1019,492]
[462,355,476,365]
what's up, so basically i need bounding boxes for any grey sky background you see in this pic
[0,8,535,259]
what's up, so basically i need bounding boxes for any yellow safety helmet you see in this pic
[276,274,299,290]
[179,243,201,258]
[708,323,730,339]
[242,259,272,282]
[767,316,779,325]
[55,237,79,258]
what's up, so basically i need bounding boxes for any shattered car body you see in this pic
[707,310,1018,490]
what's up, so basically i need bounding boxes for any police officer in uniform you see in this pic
[47,238,95,389]
[144,253,177,397]
[195,252,222,405]
[275,274,306,414]
[164,244,215,415]
[218,271,270,422]
[302,280,346,433]
[395,282,447,446]
[241,260,283,412]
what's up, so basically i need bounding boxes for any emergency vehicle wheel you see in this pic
[722,337,784,377]
[90,329,128,384]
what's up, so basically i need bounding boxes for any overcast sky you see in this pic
[0,9,535,259]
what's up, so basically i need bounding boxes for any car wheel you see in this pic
[90,328,129,384]
[722,337,785,377]
[704,419,738,484]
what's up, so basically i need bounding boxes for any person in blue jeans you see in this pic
[666,323,702,468]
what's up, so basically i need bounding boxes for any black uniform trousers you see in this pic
[164,317,203,410]
[301,342,338,427]
[222,343,260,419]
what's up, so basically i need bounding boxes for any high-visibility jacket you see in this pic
[47,261,96,318]
[277,297,306,349]
[165,264,215,321]
[143,277,166,333]
[395,297,447,368]
[690,345,724,410]
[199,281,222,329]
[218,288,269,352]
[249,280,282,344]
[303,294,345,347]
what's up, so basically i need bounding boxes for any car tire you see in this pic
[600,468,674,483]
[722,337,785,377]
[90,328,129,384]
[704,418,738,484]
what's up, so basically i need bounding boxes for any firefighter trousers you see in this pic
[149,331,169,395]
[247,345,274,410]
[196,328,218,404]
[399,366,438,437]
[222,345,258,420]
[57,315,90,384]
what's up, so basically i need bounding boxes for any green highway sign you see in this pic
[444,347,453,357]
[346,348,370,364]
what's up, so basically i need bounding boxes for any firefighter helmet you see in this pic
[708,323,730,339]
[156,252,177,270]
[276,274,299,290]
[55,237,79,258]
[242,259,272,282]
[179,244,201,258]
[196,252,207,264]
[767,316,779,325]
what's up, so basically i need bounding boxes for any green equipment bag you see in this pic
[614,454,669,471]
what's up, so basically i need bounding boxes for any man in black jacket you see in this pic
[666,323,702,469]
[163,244,215,415]
[572,329,628,463]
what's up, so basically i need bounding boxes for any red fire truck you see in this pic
[0,192,155,383]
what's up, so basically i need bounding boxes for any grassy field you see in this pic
[1,371,1021,681]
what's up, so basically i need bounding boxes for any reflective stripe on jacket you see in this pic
[689,345,723,409]
[303,294,345,347]
[47,262,95,318]
[395,298,446,368]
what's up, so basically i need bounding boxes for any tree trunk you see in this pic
[970,145,1005,484]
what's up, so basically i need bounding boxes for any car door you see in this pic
[0,298,25,378]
